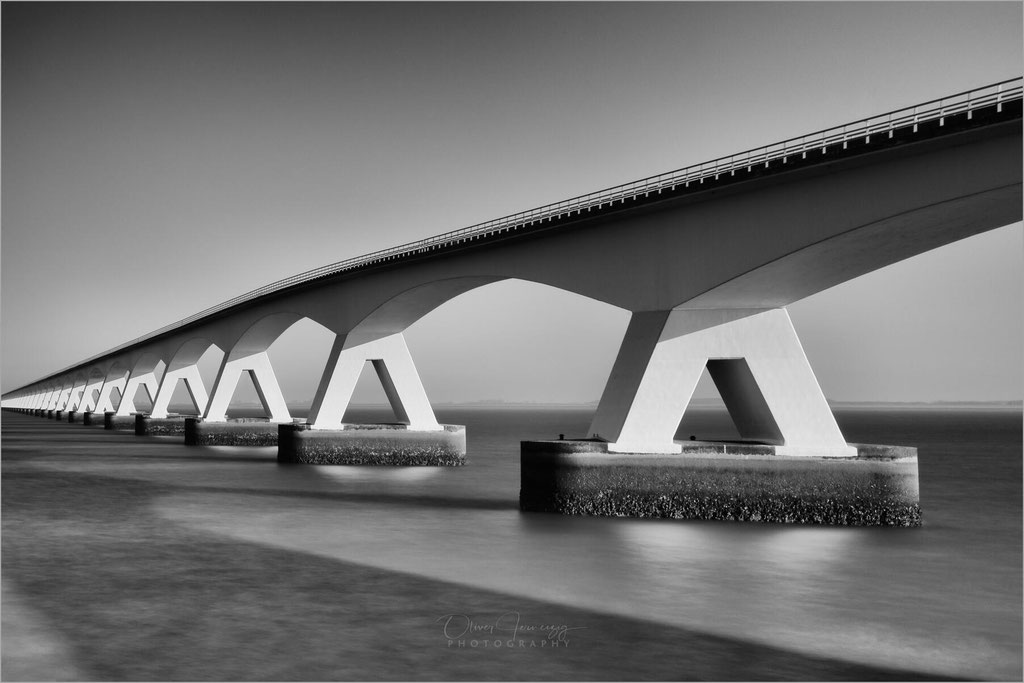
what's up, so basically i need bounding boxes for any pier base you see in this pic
[520,440,920,527]
[55,410,64,420]
[135,414,192,436]
[105,412,136,431]
[83,411,105,426]
[66,411,77,423]
[278,423,466,466]
[185,418,281,447]
[47,410,54,419]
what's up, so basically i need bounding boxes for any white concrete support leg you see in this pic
[67,383,87,412]
[204,350,290,423]
[115,371,160,416]
[150,364,209,418]
[55,387,71,410]
[589,308,854,456]
[307,332,440,431]
[79,378,104,412]
[95,373,129,413]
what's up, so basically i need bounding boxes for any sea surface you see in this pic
[3,406,1021,680]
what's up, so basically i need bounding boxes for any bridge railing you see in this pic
[44,77,1024,378]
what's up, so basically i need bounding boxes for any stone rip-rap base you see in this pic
[135,415,192,436]
[104,413,137,431]
[185,418,281,447]
[520,440,920,527]
[278,423,466,466]
[82,412,106,427]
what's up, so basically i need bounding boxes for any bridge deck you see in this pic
[14,77,1024,388]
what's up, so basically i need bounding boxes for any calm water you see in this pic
[8,406,1022,679]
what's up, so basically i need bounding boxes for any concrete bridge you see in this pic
[4,79,1021,522]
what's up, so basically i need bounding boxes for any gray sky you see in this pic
[3,2,1021,405]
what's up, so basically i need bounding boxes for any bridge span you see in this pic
[4,79,1021,522]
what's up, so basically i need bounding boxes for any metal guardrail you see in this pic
[26,77,1024,385]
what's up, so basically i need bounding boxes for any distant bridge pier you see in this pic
[148,344,211,419]
[54,386,71,414]
[149,350,212,420]
[95,370,129,414]
[115,358,163,417]
[78,376,105,414]
[66,380,86,413]
[204,350,290,423]
[182,345,291,446]
[276,331,465,465]
[522,307,919,526]
[307,332,441,431]
[113,357,164,432]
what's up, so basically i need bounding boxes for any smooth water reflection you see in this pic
[23,407,1022,679]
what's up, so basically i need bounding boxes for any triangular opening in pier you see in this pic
[341,360,402,424]
[675,360,783,445]
[166,379,203,416]
[223,370,269,419]
[123,381,156,413]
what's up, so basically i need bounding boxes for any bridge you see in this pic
[4,78,1021,523]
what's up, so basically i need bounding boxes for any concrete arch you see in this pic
[346,276,504,340]
[165,337,221,371]
[132,353,165,378]
[680,184,1022,310]
[103,358,132,382]
[223,312,305,360]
